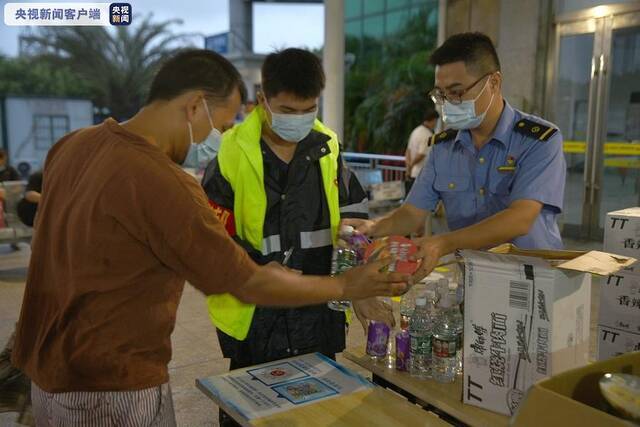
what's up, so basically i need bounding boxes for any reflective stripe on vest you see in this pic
[339,197,368,215]
[262,234,281,256]
[206,106,341,340]
[300,229,333,249]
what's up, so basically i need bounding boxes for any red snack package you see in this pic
[364,236,419,274]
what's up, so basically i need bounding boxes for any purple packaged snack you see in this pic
[346,233,370,263]
[395,330,410,371]
[366,321,390,359]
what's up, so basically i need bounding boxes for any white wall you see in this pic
[4,97,93,171]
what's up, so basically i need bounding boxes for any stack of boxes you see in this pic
[600,208,640,360]
[460,244,635,416]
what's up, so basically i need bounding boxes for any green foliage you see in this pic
[345,10,437,153]
[17,15,195,120]
[0,56,92,98]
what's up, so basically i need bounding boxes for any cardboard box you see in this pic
[598,269,640,337]
[511,351,640,426]
[597,326,640,361]
[604,207,640,258]
[370,180,405,201]
[600,207,640,360]
[460,244,635,416]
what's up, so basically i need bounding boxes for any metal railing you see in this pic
[343,152,406,185]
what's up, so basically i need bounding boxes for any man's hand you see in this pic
[353,298,395,334]
[410,235,449,283]
[340,257,409,300]
[340,218,375,236]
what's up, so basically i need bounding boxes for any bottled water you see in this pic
[442,281,464,375]
[385,327,396,369]
[432,290,461,383]
[399,289,415,330]
[397,293,413,372]
[395,329,410,371]
[328,225,369,311]
[436,278,449,306]
[409,297,432,379]
[455,281,465,375]
[327,246,356,311]
[381,298,395,369]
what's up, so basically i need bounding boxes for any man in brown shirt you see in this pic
[11,50,407,427]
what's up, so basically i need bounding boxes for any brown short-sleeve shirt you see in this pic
[12,119,257,392]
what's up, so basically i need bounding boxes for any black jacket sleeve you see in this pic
[201,158,267,263]
[337,154,369,219]
[26,171,43,193]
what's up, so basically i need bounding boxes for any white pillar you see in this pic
[228,0,252,54]
[437,0,447,46]
[322,0,344,142]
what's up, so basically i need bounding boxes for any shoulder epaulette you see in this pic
[429,128,457,146]
[514,118,558,142]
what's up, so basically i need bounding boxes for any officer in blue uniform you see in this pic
[345,32,566,280]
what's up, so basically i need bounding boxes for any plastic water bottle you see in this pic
[409,297,432,379]
[455,281,464,375]
[395,329,410,371]
[385,328,396,369]
[436,278,449,306]
[328,225,368,312]
[327,246,356,311]
[432,290,461,383]
[399,289,414,331]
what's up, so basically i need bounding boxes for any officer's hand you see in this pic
[340,218,376,237]
[341,257,408,300]
[410,235,448,283]
[352,297,395,334]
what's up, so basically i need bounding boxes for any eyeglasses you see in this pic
[428,72,494,105]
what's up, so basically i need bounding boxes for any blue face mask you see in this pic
[442,78,494,130]
[183,99,222,170]
[264,99,317,143]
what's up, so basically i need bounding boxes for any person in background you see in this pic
[405,109,439,193]
[0,150,20,182]
[11,49,407,427]
[0,150,24,250]
[202,48,390,427]
[0,172,42,422]
[0,169,43,389]
[244,99,256,115]
[16,170,42,227]
[346,32,566,281]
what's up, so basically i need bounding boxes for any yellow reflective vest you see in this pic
[206,106,341,340]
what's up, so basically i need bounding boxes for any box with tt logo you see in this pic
[600,207,640,360]
[459,244,634,416]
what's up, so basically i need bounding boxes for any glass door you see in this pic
[596,11,640,235]
[549,3,640,239]
[549,19,600,237]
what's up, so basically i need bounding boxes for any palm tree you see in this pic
[21,15,197,120]
[345,10,437,154]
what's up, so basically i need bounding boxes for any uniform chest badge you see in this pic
[498,155,517,172]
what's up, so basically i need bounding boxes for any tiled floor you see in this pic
[0,236,605,426]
